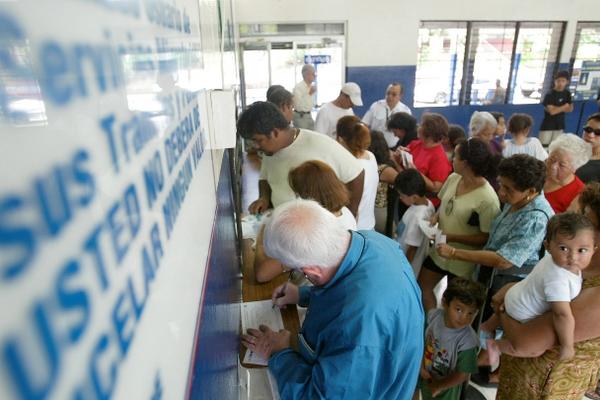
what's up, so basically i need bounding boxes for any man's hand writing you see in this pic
[241,325,291,359]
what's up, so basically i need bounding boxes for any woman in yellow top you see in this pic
[418,138,501,311]
[493,182,600,400]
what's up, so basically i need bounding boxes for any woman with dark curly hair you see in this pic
[419,138,501,310]
[437,155,553,283]
[436,154,554,384]
[387,112,418,149]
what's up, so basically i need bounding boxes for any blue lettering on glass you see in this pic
[144,0,183,32]
[90,334,117,400]
[1,149,95,281]
[40,42,73,105]
[107,184,140,264]
[100,114,119,173]
[162,155,193,239]
[191,135,204,168]
[72,150,96,207]
[112,292,133,355]
[90,0,141,19]
[84,225,110,292]
[150,372,162,400]
[100,112,160,175]
[73,44,109,97]
[56,259,90,344]
[0,196,35,280]
[2,218,164,399]
[34,149,95,238]
[3,303,60,400]
[35,164,72,237]
[164,105,199,174]
[0,13,24,69]
[143,151,164,210]
[40,38,124,107]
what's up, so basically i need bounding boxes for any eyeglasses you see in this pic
[583,126,600,136]
[445,197,455,216]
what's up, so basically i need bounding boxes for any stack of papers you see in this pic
[241,300,285,366]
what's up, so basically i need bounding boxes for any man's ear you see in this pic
[543,239,549,250]
[301,266,324,279]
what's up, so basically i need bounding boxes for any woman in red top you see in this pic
[544,133,591,213]
[396,113,452,207]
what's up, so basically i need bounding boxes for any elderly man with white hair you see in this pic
[544,133,592,213]
[362,82,413,148]
[469,111,502,156]
[292,64,317,130]
[241,199,424,399]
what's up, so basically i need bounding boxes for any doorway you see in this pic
[239,25,346,108]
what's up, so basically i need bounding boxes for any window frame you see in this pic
[415,20,566,107]
[569,21,600,101]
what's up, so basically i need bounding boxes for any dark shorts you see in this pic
[421,256,458,281]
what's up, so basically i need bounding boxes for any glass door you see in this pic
[296,40,344,106]
[241,41,269,105]
[240,36,345,107]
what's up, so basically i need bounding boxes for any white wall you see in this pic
[235,0,600,66]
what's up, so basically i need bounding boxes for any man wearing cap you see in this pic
[293,64,317,130]
[314,82,363,139]
[362,83,412,148]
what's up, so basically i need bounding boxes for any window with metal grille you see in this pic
[414,21,565,107]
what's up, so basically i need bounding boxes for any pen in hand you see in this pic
[272,282,288,309]
[272,270,293,309]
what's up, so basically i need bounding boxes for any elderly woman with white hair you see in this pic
[544,133,592,213]
[470,111,502,156]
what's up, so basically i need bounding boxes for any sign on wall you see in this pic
[574,60,600,101]
[0,1,225,399]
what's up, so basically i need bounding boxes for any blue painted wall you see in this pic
[188,151,241,400]
[348,63,599,137]
[347,65,416,117]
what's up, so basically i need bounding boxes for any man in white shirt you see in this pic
[267,86,294,124]
[237,101,365,216]
[292,64,316,130]
[314,82,363,139]
[362,83,412,148]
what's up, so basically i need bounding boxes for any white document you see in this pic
[418,219,439,239]
[242,300,285,366]
[435,231,447,246]
[400,150,413,168]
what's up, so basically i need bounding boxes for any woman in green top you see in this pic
[419,138,501,311]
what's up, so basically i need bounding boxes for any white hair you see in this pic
[263,199,350,270]
[469,111,497,137]
[301,64,315,77]
[548,133,592,170]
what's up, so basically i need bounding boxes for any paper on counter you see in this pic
[241,211,271,240]
[242,300,285,366]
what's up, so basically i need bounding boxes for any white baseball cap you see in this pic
[341,82,363,106]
